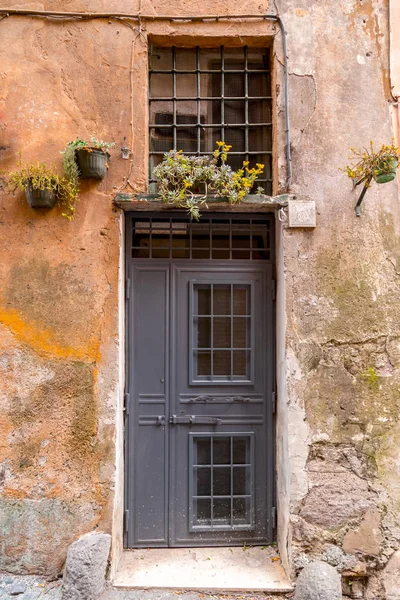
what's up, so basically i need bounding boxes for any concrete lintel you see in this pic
[113,193,298,213]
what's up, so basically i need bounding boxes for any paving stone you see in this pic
[10,583,27,596]
[42,587,62,600]
[21,591,41,600]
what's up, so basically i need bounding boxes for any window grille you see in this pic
[129,215,273,261]
[189,433,255,531]
[149,46,272,194]
[191,283,253,383]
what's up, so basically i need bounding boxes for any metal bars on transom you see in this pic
[130,215,273,261]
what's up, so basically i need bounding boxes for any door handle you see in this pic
[169,414,222,425]
[157,416,165,426]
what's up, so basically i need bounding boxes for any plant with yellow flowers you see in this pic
[153,141,264,220]
[344,141,400,215]
[345,141,400,186]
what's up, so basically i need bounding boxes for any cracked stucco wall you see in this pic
[277,1,400,597]
[0,1,399,595]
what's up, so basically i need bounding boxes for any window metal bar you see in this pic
[230,436,234,526]
[172,46,177,150]
[210,284,214,378]
[150,96,273,101]
[194,463,251,467]
[150,69,271,75]
[196,46,201,155]
[149,149,272,154]
[210,436,214,527]
[244,46,249,165]
[149,122,272,128]
[149,218,153,257]
[230,285,233,380]
[220,46,225,143]
[194,494,251,499]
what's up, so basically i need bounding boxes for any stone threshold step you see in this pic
[113,547,293,593]
[103,591,292,600]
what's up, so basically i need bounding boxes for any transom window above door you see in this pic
[129,215,273,260]
[149,46,272,194]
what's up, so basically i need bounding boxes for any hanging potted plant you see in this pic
[345,141,400,215]
[8,162,62,208]
[64,137,115,180]
[8,161,79,220]
[153,141,265,220]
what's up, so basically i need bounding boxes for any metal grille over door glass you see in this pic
[190,434,254,531]
[192,283,252,382]
[149,46,272,194]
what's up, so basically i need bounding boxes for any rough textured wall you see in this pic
[0,4,133,577]
[278,1,400,597]
[0,1,400,596]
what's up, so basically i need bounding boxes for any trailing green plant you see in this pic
[153,141,264,220]
[61,137,114,219]
[9,162,62,193]
[345,141,400,186]
[61,144,80,220]
[8,161,78,217]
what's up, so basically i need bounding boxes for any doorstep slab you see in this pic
[113,547,293,592]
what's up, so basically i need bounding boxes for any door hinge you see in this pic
[272,506,276,530]
[272,391,276,414]
[125,278,131,300]
[124,392,131,416]
[124,509,129,533]
[271,279,276,301]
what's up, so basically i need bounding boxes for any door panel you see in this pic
[126,265,169,547]
[126,261,274,548]
[169,265,274,545]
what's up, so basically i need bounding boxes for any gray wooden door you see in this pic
[125,216,275,548]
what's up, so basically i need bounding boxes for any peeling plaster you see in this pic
[0,2,399,591]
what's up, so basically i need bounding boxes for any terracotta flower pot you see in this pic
[75,148,110,180]
[25,182,57,208]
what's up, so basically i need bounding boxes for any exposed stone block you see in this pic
[62,532,111,600]
[342,508,383,556]
[293,560,342,600]
[300,472,375,529]
[0,498,97,577]
[382,550,400,600]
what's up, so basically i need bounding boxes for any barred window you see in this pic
[149,46,273,195]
